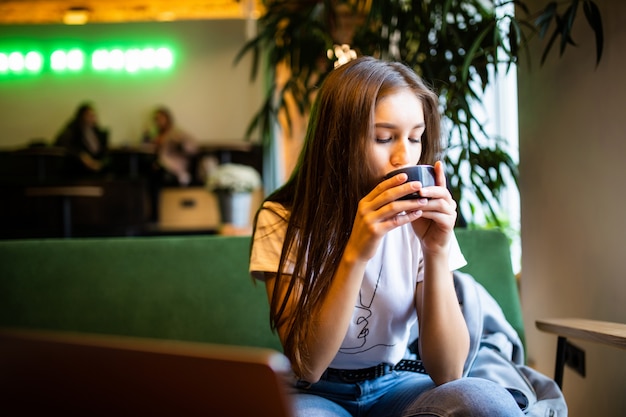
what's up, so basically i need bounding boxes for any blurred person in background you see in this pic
[55,102,109,175]
[143,105,198,186]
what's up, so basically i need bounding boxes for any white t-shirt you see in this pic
[250,201,467,369]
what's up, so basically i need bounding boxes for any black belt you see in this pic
[322,359,427,383]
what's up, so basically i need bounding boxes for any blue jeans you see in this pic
[291,371,525,417]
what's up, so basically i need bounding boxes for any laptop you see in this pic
[0,328,295,417]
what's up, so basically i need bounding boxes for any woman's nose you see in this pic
[390,140,410,166]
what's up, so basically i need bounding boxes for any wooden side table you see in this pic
[536,318,626,388]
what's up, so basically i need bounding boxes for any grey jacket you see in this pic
[454,271,567,416]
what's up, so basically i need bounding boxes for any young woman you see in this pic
[250,56,524,416]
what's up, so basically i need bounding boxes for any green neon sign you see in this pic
[0,46,175,75]
[51,49,85,71]
[0,51,44,73]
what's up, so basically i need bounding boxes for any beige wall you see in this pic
[518,0,626,415]
[0,19,263,148]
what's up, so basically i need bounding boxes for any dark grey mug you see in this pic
[384,165,435,200]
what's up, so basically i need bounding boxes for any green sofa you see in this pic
[0,229,523,351]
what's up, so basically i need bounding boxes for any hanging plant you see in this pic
[236,0,603,225]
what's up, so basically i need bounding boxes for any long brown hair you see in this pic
[253,56,442,375]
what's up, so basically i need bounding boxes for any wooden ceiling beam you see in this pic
[0,0,264,25]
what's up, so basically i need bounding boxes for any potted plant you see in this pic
[206,163,262,227]
[235,0,603,226]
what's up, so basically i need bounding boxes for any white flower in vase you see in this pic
[206,163,262,194]
[206,163,261,228]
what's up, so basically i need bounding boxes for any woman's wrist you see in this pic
[340,244,369,270]
[421,240,450,260]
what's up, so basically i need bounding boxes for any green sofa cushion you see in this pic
[0,235,282,351]
[455,228,525,346]
[0,229,523,353]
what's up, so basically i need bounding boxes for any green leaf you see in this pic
[460,21,494,84]
[583,0,604,66]
[559,3,579,56]
[535,2,557,39]
[508,19,520,58]
[540,20,561,65]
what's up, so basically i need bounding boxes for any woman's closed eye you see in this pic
[375,136,422,144]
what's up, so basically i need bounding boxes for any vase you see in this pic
[215,191,252,228]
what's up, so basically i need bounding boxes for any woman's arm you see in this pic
[412,161,469,385]
[264,248,367,383]
[415,262,469,385]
